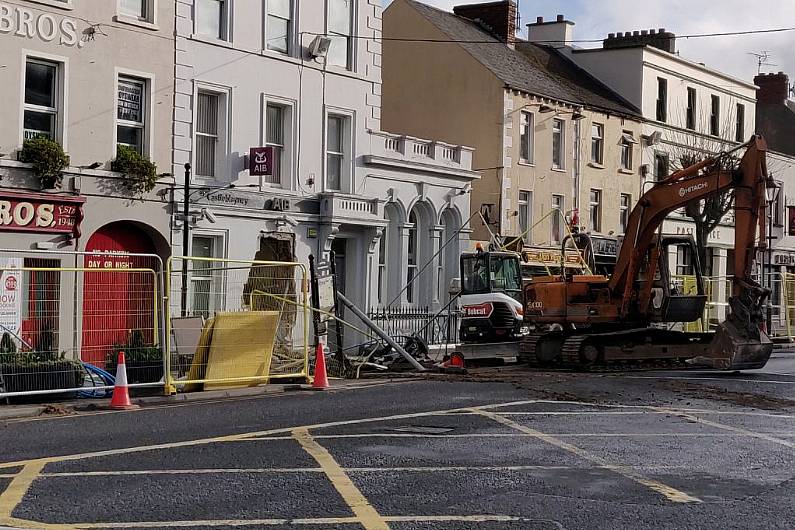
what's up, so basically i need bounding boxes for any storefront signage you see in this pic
[117,80,143,123]
[0,3,83,48]
[196,189,267,210]
[774,254,795,266]
[0,191,84,237]
[249,147,274,177]
[0,258,22,338]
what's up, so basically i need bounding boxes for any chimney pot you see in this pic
[641,30,648,35]
[608,33,615,39]
[556,14,564,22]
[536,16,543,24]
[633,30,640,36]
[650,29,656,34]
[659,28,666,33]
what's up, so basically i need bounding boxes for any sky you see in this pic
[382,0,795,84]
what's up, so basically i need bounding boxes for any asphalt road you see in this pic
[0,353,794,530]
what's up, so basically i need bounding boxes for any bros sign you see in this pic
[0,3,84,48]
[0,191,85,238]
[249,147,274,177]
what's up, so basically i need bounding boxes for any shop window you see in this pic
[21,258,60,354]
[190,235,223,317]
[24,59,61,141]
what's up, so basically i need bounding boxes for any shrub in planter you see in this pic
[111,145,158,196]
[106,330,164,384]
[0,350,83,394]
[19,136,70,189]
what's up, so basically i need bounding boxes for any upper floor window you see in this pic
[654,152,669,181]
[686,87,696,130]
[264,103,286,186]
[196,91,221,178]
[266,0,291,53]
[551,194,564,243]
[327,0,353,69]
[518,191,532,243]
[620,194,631,234]
[196,0,230,41]
[590,123,604,165]
[552,118,564,170]
[736,103,745,143]
[656,77,667,122]
[24,59,60,141]
[117,76,147,154]
[519,111,534,164]
[710,95,720,137]
[119,0,147,19]
[620,131,635,171]
[326,114,348,191]
[589,189,602,233]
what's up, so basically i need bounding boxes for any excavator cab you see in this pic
[641,234,708,324]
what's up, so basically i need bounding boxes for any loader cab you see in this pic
[641,235,708,324]
[458,248,526,343]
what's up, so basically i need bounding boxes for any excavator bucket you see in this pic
[690,320,773,370]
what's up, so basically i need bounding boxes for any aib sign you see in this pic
[249,147,274,177]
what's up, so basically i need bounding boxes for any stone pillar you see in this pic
[393,222,412,306]
[365,227,383,310]
[429,225,445,309]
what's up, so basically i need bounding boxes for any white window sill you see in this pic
[27,0,73,10]
[551,167,567,173]
[114,15,159,31]
[618,168,634,175]
[517,160,535,167]
[260,48,301,63]
[190,34,235,49]
[588,162,605,169]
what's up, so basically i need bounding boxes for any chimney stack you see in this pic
[526,13,575,47]
[603,28,676,53]
[755,72,790,105]
[454,1,518,44]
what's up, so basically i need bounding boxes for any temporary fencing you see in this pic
[165,256,310,393]
[0,249,163,400]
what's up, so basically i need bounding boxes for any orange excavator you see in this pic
[519,135,775,370]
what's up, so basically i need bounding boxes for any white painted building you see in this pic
[172,0,477,316]
[557,26,758,282]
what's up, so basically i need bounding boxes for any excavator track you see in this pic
[519,334,545,365]
[561,335,590,366]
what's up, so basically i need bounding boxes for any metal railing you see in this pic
[366,306,460,346]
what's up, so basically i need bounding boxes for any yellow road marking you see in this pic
[247,431,795,441]
[0,400,539,470]
[293,428,389,530]
[473,408,702,504]
[0,462,76,529]
[651,407,795,449]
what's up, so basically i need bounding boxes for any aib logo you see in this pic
[249,147,273,176]
[254,151,268,165]
[5,275,17,291]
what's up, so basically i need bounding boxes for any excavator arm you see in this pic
[609,135,774,369]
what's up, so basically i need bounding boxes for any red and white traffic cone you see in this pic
[312,342,330,390]
[110,351,139,410]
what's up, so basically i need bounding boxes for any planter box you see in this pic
[0,361,83,394]
[106,360,164,385]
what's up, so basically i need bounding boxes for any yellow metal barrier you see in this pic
[165,256,310,394]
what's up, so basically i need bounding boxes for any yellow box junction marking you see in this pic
[293,428,390,530]
[473,408,702,504]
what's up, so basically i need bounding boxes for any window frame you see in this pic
[21,54,68,147]
[686,87,696,130]
[620,193,631,234]
[590,122,604,165]
[406,210,418,304]
[262,97,294,188]
[710,95,720,137]
[519,111,534,164]
[115,70,153,157]
[195,0,232,42]
[551,194,564,243]
[735,103,745,143]
[656,77,667,123]
[194,83,231,182]
[654,152,670,181]
[326,0,355,70]
[325,110,352,192]
[518,190,532,243]
[116,0,157,26]
[265,0,293,54]
[189,232,227,317]
[552,118,565,170]
[619,131,634,171]
[589,189,602,233]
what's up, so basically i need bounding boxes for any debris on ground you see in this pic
[38,404,76,416]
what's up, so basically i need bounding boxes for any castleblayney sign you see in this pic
[249,147,274,177]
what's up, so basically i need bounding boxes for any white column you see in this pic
[429,225,444,309]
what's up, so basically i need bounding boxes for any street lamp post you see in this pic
[181,163,191,317]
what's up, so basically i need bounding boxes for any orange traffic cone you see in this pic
[110,351,139,410]
[312,342,330,390]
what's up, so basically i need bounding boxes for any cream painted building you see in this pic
[382,1,643,252]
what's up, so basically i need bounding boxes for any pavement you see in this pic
[0,352,794,529]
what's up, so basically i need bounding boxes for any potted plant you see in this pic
[111,145,159,196]
[106,330,163,384]
[18,136,70,189]
[0,333,83,395]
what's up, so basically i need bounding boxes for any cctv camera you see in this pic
[201,208,217,224]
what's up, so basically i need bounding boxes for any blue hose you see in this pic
[79,363,115,398]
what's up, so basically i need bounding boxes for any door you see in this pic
[81,222,157,367]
